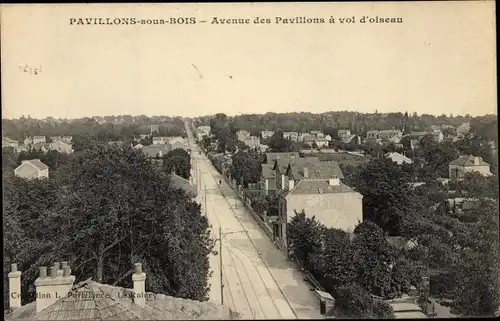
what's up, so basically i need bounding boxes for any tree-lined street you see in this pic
[186,124,322,319]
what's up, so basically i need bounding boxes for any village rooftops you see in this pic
[265,152,299,163]
[449,155,490,166]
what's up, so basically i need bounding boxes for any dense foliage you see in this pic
[3,143,213,309]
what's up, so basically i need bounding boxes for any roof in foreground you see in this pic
[4,280,232,320]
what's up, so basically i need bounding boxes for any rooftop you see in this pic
[18,159,49,171]
[265,152,299,163]
[5,279,231,320]
[170,173,197,198]
[449,155,490,166]
[287,180,355,195]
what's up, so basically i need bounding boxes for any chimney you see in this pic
[304,167,309,178]
[474,156,480,165]
[35,262,75,313]
[329,176,340,186]
[288,179,295,190]
[8,263,22,309]
[132,263,146,307]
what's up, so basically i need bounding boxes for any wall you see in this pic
[285,191,363,232]
[449,164,491,178]
[38,168,49,179]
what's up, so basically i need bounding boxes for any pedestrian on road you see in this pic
[219,179,222,185]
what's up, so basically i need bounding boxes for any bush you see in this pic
[334,283,395,319]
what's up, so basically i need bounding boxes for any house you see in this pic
[410,139,420,150]
[2,137,19,149]
[387,298,427,319]
[33,136,47,144]
[170,173,197,198]
[446,198,482,214]
[366,130,403,141]
[283,132,299,142]
[456,122,470,137]
[264,152,299,164]
[337,129,351,139]
[49,136,62,142]
[167,137,189,151]
[23,137,33,145]
[275,175,363,249]
[139,134,150,140]
[385,152,413,165]
[342,135,361,145]
[315,138,330,148]
[5,262,233,320]
[449,155,492,179]
[61,136,73,144]
[31,143,50,153]
[260,130,275,139]
[410,131,444,143]
[14,159,49,179]
[244,137,260,149]
[150,124,160,134]
[310,130,322,136]
[49,140,73,153]
[152,137,169,145]
[258,144,269,152]
[141,145,170,166]
[236,130,250,142]
[302,134,316,146]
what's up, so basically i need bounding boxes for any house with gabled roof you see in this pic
[449,155,492,179]
[274,173,363,250]
[5,262,234,320]
[3,137,19,149]
[385,152,413,165]
[14,159,49,179]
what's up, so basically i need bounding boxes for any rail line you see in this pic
[205,163,299,319]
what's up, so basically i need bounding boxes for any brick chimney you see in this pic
[8,263,22,309]
[132,263,146,307]
[35,262,75,313]
[474,156,480,165]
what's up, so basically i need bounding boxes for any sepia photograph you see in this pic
[1,1,498,319]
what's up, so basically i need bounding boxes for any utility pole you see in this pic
[204,184,207,215]
[219,227,224,306]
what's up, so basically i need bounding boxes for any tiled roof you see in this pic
[261,164,275,178]
[289,180,355,195]
[449,155,490,166]
[286,158,344,180]
[171,173,197,198]
[265,152,299,163]
[141,145,170,158]
[5,280,231,320]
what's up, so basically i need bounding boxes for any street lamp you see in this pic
[214,228,246,306]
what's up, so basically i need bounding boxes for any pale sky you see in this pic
[1,2,497,119]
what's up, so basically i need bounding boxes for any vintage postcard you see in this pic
[1,2,498,320]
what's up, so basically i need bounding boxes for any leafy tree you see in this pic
[4,143,214,305]
[451,200,499,317]
[268,129,298,153]
[309,228,356,294]
[163,148,191,179]
[351,221,403,299]
[230,150,261,187]
[334,283,395,319]
[2,147,17,170]
[350,158,420,235]
[286,210,325,267]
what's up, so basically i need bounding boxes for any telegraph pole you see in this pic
[204,184,207,215]
[219,227,224,305]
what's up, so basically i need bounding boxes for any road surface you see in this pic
[186,123,322,319]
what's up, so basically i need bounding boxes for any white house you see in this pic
[385,152,413,165]
[14,159,49,179]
